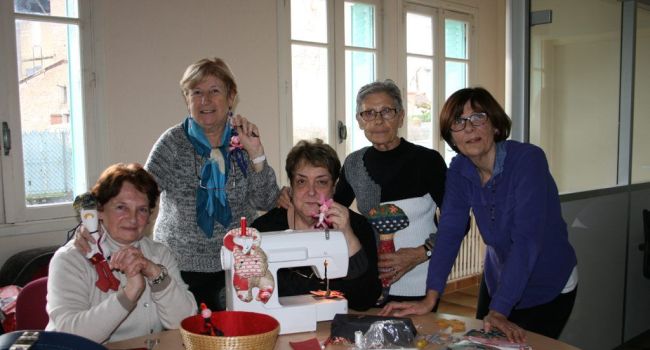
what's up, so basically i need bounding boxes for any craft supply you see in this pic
[200,303,223,336]
[73,192,120,292]
[354,330,363,347]
[434,318,466,332]
[313,196,334,229]
[367,204,410,304]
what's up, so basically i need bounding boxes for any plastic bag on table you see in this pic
[360,319,416,348]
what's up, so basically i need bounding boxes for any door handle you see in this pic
[337,121,347,144]
[2,122,10,156]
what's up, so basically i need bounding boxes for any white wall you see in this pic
[93,0,281,170]
[0,0,505,268]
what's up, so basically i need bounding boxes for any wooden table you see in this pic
[106,312,580,349]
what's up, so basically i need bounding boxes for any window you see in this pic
[281,0,473,175]
[0,0,92,223]
[406,5,473,164]
[284,0,379,165]
[345,1,377,151]
[290,0,330,144]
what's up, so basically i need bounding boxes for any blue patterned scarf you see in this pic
[183,117,232,237]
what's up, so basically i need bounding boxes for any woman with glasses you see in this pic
[334,79,447,306]
[76,58,279,311]
[380,87,578,343]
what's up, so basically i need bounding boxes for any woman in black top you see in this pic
[335,80,447,305]
[252,139,381,310]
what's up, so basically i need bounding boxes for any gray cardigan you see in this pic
[145,122,280,272]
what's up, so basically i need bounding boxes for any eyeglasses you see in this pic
[450,112,488,132]
[187,87,225,101]
[358,108,399,122]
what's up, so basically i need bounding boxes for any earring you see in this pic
[228,108,233,118]
[494,129,498,135]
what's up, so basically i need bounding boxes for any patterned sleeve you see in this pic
[247,159,280,211]
[144,129,177,192]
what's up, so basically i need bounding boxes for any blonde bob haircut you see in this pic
[179,57,238,99]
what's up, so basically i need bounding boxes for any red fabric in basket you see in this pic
[181,311,279,337]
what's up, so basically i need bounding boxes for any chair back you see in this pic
[0,246,57,287]
[15,276,48,330]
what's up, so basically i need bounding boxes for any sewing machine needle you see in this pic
[324,260,331,298]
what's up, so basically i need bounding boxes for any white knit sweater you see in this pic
[46,233,197,343]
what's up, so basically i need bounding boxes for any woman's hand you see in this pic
[73,225,97,255]
[325,202,361,256]
[379,290,438,317]
[378,246,428,283]
[109,246,150,302]
[232,115,264,156]
[483,310,527,343]
[276,186,292,209]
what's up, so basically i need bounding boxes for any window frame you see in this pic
[0,0,98,230]
[278,0,382,185]
[402,2,476,156]
[279,0,476,183]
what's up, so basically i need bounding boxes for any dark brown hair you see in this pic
[91,163,160,210]
[285,139,341,184]
[439,87,511,153]
[180,57,238,100]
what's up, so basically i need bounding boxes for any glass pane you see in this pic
[14,0,78,18]
[406,56,434,148]
[444,60,467,164]
[15,19,85,206]
[407,12,433,55]
[346,50,375,151]
[292,44,329,144]
[345,2,375,48]
[632,5,650,184]
[445,61,467,98]
[445,19,467,59]
[291,0,327,43]
[530,0,620,193]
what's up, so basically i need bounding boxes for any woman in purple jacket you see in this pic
[380,87,578,343]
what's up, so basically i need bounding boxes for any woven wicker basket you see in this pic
[180,311,279,350]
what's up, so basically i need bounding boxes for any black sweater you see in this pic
[335,138,446,208]
[251,207,381,311]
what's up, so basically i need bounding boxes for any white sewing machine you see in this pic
[220,229,349,334]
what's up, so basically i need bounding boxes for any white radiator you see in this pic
[447,212,485,282]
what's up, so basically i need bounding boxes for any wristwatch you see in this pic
[423,244,432,259]
[150,264,168,285]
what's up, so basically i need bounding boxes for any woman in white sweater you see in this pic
[46,163,196,343]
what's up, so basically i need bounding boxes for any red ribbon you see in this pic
[89,253,120,292]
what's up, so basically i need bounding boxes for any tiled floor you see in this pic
[437,283,479,318]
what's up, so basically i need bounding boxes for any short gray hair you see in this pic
[355,79,404,115]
